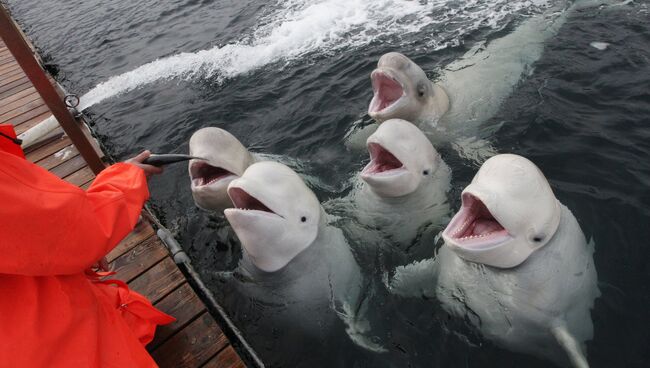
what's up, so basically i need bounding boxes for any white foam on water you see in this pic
[78,0,554,111]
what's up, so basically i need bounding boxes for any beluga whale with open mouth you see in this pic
[221,161,373,365]
[389,154,600,368]
[328,118,451,251]
[188,127,255,212]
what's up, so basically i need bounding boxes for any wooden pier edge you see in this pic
[0,4,261,368]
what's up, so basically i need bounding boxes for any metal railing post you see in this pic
[0,5,105,174]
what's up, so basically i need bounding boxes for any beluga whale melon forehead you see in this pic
[442,153,561,268]
[188,127,255,212]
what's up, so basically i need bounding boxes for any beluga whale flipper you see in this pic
[328,118,451,252]
[188,127,255,212]
[221,161,370,365]
[389,154,600,368]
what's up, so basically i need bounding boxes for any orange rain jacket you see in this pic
[0,146,174,368]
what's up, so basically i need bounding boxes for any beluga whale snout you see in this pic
[368,52,449,124]
[442,153,561,268]
[188,127,255,212]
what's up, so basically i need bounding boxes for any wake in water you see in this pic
[79,0,554,110]
[20,0,555,146]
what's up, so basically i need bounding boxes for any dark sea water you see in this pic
[6,0,649,367]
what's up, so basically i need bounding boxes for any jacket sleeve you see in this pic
[0,154,149,276]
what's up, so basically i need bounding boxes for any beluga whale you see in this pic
[188,127,255,212]
[221,161,369,365]
[363,2,590,162]
[328,118,451,252]
[389,154,600,368]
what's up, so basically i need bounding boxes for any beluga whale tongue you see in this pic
[442,153,561,268]
[188,127,254,212]
[225,161,320,272]
[368,52,449,124]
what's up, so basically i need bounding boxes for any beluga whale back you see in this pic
[390,154,600,368]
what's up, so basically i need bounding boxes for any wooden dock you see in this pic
[1,28,248,368]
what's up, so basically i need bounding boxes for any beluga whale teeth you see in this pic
[444,193,511,247]
[187,127,255,212]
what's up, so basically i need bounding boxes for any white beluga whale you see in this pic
[188,127,255,212]
[389,154,600,368]
[329,118,451,250]
[221,161,376,364]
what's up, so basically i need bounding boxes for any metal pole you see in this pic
[0,5,105,174]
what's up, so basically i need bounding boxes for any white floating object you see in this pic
[590,41,610,50]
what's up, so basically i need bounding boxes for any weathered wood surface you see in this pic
[0,36,246,368]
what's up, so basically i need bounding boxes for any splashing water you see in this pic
[78,0,554,111]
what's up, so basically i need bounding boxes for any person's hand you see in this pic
[124,150,163,177]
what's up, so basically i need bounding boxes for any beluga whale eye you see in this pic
[423,170,429,175]
[301,216,307,223]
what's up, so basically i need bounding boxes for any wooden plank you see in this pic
[0,86,38,109]
[64,166,95,187]
[0,94,43,119]
[0,64,23,79]
[49,154,86,178]
[26,134,70,162]
[14,111,52,134]
[202,346,245,368]
[148,282,206,350]
[151,312,229,368]
[128,257,185,304]
[0,61,20,75]
[35,145,79,170]
[108,236,168,283]
[5,104,49,126]
[0,70,26,88]
[0,79,31,99]
[106,220,155,262]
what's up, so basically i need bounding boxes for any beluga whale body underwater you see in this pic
[389,154,600,368]
[327,118,451,251]
[220,161,373,365]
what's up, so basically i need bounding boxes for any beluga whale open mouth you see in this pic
[369,70,405,116]
[442,154,562,268]
[361,142,405,177]
[443,193,512,249]
[227,186,278,217]
[189,161,236,188]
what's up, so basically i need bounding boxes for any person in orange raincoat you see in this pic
[0,124,175,368]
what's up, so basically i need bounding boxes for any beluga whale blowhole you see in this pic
[188,127,255,212]
[390,154,600,368]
